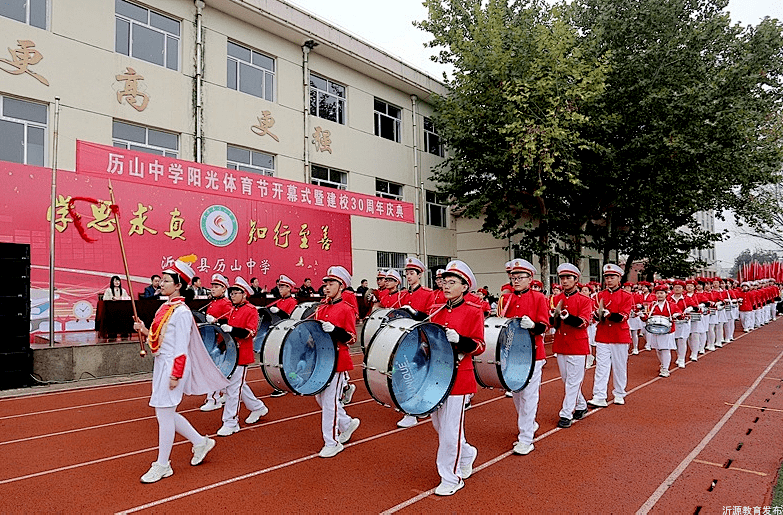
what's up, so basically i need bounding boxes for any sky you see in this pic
[287,0,783,271]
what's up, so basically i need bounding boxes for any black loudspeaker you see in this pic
[0,243,31,388]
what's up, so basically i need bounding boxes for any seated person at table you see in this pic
[103,275,129,300]
[143,275,162,299]
[297,278,316,299]
[188,276,209,297]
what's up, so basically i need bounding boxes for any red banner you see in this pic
[76,140,415,223]
[0,160,351,334]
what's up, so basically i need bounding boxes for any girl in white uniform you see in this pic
[643,285,680,377]
[133,260,229,483]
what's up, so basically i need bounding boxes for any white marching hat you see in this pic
[436,268,445,278]
[443,259,476,290]
[229,276,253,296]
[509,258,536,276]
[504,261,513,272]
[405,257,426,273]
[163,259,195,285]
[278,274,296,288]
[603,263,624,276]
[385,269,402,283]
[557,263,581,277]
[323,265,351,288]
[210,273,229,288]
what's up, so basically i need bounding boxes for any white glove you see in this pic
[518,315,535,329]
[206,314,216,324]
[220,324,233,333]
[601,309,610,318]
[560,309,570,319]
[321,321,335,333]
[445,328,459,343]
[403,305,417,315]
[685,306,694,313]
[269,306,280,313]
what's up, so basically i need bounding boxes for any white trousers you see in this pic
[756,309,764,328]
[556,354,587,419]
[740,311,755,331]
[675,337,688,363]
[155,406,205,466]
[592,343,628,403]
[722,319,734,341]
[513,360,545,446]
[314,371,351,447]
[431,394,475,486]
[657,349,671,370]
[687,332,700,359]
[222,366,266,428]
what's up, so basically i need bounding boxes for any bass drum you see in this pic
[290,301,319,321]
[253,307,284,353]
[192,310,207,324]
[360,308,412,352]
[198,323,239,378]
[260,319,337,395]
[363,318,457,417]
[474,317,535,392]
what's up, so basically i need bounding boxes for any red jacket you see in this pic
[429,298,485,395]
[314,297,355,372]
[594,288,633,344]
[226,301,259,365]
[380,290,406,309]
[271,295,298,316]
[500,289,549,360]
[403,285,435,313]
[206,297,233,320]
[551,290,592,355]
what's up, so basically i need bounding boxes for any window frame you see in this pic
[375,179,403,201]
[115,0,180,71]
[423,117,444,157]
[374,98,402,143]
[309,73,346,125]
[311,164,347,190]
[425,189,448,228]
[226,144,275,177]
[378,251,407,285]
[227,40,276,102]
[0,95,47,166]
[427,255,451,288]
[112,120,179,158]
[0,0,47,29]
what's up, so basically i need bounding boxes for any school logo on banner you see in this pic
[200,205,238,247]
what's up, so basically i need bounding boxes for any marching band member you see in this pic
[500,259,548,455]
[397,257,435,429]
[379,269,406,308]
[371,270,389,306]
[669,280,696,368]
[200,273,231,411]
[495,262,514,316]
[640,282,655,351]
[588,264,634,407]
[217,277,269,436]
[550,263,592,428]
[266,274,299,398]
[475,288,491,317]
[738,282,755,332]
[531,279,544,293]
[711,278,727,348]
[685,279,706,362]
[132,260,229,483]
[722,279,738,343]
[626,282,644,355]
[583,283,597,369]
[427,260,485,496]
[433,268,447,304]
[313,266,361,458]
[703,280,719,351]
[643,284,681,377]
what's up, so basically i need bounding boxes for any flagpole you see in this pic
[107,179,146,357]
[48,97,60,348]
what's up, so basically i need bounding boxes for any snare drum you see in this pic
[363,318,457,417]
[290,301,319,320]
[645,315,672,335]
[689,313,702,322]
[199,323,239,378]
[474,317,535,392]
[253,307,284,353]
[260,319,337,395]
[360,308,412,352]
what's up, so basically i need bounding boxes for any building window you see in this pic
[426,190,447,228]
[227,145,274,176]
[589,258,601,283]
[0,96,46,166]
[309,73,345,124]
[376,179,403,201]
[427,255,450,287]
[311,164,347,190]
[378,251,407,284]
[115,0,180,71]
[374,98,401,142]
[112,120,178,158]
[423,117,444,157]
[1,0,46,29]
[227,41,275,101]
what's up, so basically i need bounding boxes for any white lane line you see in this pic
[0,396,150,421]
[636,346,783,514]
[0,378,152,402]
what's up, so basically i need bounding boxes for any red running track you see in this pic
[1,321,782,513]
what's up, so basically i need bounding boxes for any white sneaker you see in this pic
[397,414,417,428]
[659,368,670,378]
[690,354,698,362]
[191,437,215,466]
[141,462,173,483]
[585,355,595,368]
[338,418,360,444]
[217,393,227,404]
[200,399,221,412]
[434,479,464,496]
[644,345,651,351]
[512,442,534,455]
[714,342,723,348]
[632,348,639,355]
[217,424,239,437]
[505,391,513,397]
[460,447,477,479]
[245,406,269,424]
[676,360,686,369]
[587,398,608,407]
[613,397,625,405]
[341,384,356,404]
[318,443,344,458]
